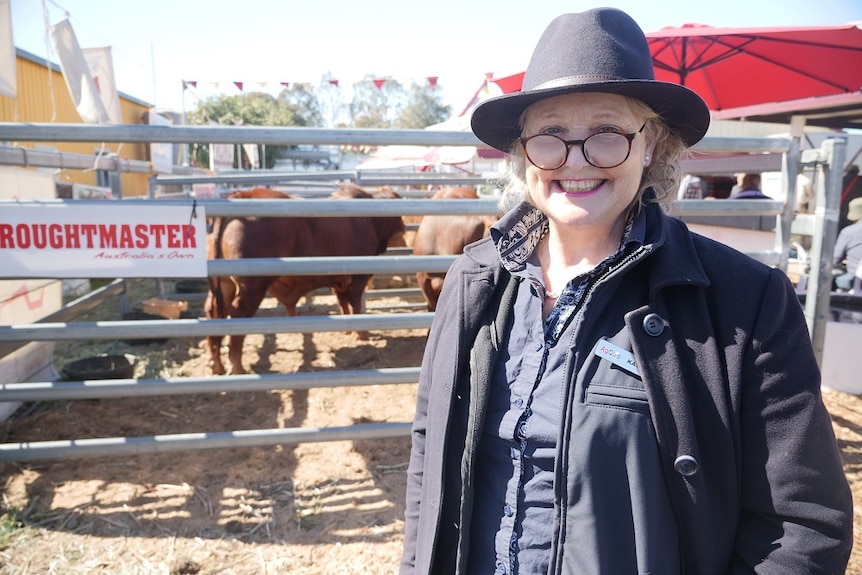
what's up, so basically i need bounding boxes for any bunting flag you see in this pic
[82,47,122,124]
[0,0,16,98]
[49,19,110,124]
[177,74,451,98]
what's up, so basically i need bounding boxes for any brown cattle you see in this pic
[205,185,405,375]
[412,187,496,311]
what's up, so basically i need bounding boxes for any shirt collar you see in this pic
[490,202,647,273]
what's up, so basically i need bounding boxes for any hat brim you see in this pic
[471,80,710,151]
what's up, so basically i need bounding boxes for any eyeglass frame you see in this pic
[520,122,647,170]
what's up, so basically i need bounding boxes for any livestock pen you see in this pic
[0,123,849,463]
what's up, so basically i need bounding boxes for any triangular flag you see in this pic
[234,81,243,91]
[183,80,197,89]
[329,79,339,87]
[373,78,386,90]
[280,81,290,88]
[427,76,438,89]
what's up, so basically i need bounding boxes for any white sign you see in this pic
[0,203,208,278]
[211,143,235,171]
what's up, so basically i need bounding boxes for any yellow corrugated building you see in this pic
[0,48,154,197]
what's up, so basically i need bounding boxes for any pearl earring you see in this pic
[644,155,651,166]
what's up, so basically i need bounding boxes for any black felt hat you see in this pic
[471,8,710,151]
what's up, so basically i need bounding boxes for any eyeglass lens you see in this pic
[524,132,632,169]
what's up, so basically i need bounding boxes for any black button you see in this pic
[674,455,699,476]
[643,313,664,336]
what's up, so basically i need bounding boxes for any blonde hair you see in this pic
[495,96,690,212]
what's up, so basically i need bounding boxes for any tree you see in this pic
[186,88,323,169]
[396,83,452,129]
[348,76,406,129]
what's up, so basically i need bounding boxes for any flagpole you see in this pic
[180,81,187,167]
[150,43,157,107]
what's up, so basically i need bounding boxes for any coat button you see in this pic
[674,455,699,476]
[643,313,664,336]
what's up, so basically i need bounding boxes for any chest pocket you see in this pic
[582,337,649,415]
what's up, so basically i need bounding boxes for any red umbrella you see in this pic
[487,22,862,112]
[648,22,862,111]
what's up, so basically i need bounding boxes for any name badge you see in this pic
[593,338,641,377]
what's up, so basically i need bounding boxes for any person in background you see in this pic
[840,164,862,230]
[400,7,852,575]
[730,172,770,199]
[834,197,862,291]
[794,172,816,214]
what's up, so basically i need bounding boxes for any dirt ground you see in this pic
[1,280,862,574]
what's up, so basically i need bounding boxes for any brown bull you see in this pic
[205,185,405,375]
[412,187,497,311]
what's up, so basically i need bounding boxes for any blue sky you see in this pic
[9,0,862,117]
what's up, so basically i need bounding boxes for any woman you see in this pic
[401,8,852,575]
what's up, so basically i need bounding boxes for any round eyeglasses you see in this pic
[521,123,646,170]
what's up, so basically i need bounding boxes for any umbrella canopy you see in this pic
[648,22,862,111]
[486,22,862,113]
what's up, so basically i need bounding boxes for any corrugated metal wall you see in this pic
[0,51,153,197]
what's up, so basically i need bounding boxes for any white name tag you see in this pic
[594,338,641,377]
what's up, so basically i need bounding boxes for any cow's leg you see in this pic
[226,278,270,375]
[205,276,235,375]
[342,276,371,340]
[427,274,446,312]
[416,272,435,312]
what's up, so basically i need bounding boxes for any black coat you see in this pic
[401,204,852,575]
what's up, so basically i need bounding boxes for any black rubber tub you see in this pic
[62,354,137,380]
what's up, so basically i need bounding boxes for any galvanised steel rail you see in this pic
[0,367,422,402]
[0,123,790,154]
[0,422,412,461]
[0,313,435,343]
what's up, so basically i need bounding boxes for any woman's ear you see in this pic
[643,139,656,167]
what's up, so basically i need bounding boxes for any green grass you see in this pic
[0,508,25,550]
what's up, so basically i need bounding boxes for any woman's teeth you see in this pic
[559,180,603,194]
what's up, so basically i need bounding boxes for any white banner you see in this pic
[82,47,122,124]
[242,143,260,169]
[0,204,208,278]
[148,111,174,174]
[0,0,15,98]
[49,19,110,124]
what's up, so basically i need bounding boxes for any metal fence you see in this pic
[0,123,846,461]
